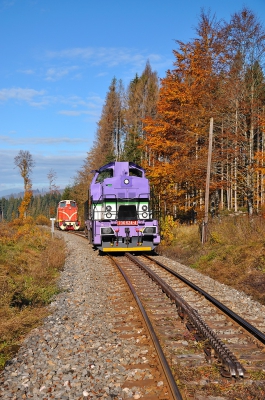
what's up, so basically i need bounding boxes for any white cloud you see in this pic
[0,88,46,102]
[47,47,95,59]
[0,0,15,12]
[0,87,103,117]
[19,69,35,75]
[45,66,79,81]
[58,109,97,116]
[46,46,164,70]
[0,135,90,146]
[0,150,86,191]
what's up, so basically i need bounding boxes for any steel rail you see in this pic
[109,255,183,400]
[126,253,245,378]
[146,255,265,345]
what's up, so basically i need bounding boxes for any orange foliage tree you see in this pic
[18,189,33,219]
[142,11,228,219]
[142,8,265,219]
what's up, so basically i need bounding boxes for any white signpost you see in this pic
[50,218,56,238]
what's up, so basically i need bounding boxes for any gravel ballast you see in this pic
[1,232,265,399]
[1,233,155,399]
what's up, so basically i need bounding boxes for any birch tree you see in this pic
[47,168,60,194]
[14,150,35,218]
[224,7,265,214]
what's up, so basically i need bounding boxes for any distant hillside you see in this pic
[0,188,23,198]
[0,188,51,199]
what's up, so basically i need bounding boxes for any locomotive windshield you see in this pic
[59,200,77,207]
[129,168,142,177]
[96,169,113,183]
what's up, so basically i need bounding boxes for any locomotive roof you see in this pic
[58,200,77,204]
[94,161,145,174]
[59,199,76,202]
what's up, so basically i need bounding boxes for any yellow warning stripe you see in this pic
[102,247,152,252]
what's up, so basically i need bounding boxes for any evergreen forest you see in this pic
[0,193,62,222]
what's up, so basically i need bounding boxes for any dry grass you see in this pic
[0,218,66,369]
[158,214,265,305]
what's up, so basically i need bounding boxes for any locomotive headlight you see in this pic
[124,178,130,185]
[106,205,112,211]
[142,205,148,211]
[106,212,112,219]
[142,212,148,219]
[101,227,114,234]
[143,227,156,234]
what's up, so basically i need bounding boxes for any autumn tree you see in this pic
[123,61,159,164]
[47,168,60,194]
[46,169,60,217]
[67,78,126,221]
[14,150,35,218]
[221,8,265,214]
[93,77,125,165]
[140,7,265,220]
[142,10,228,218]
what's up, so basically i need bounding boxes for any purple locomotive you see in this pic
[84,161,160,252]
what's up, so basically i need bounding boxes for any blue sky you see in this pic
[1,0,265,195]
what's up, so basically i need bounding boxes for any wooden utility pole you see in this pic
[202,118,213,244]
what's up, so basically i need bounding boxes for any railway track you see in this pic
[109,252,265,398]
[68,231,183,399]
[109,254,183,400]
[68,231,265,398]
[88,256,183,400]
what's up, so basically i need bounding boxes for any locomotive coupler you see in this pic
[125,228,130,246]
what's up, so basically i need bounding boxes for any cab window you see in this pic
[96,169,113,183]
[129,168,142,177]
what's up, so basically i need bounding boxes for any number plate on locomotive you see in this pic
[117,221,138,225]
